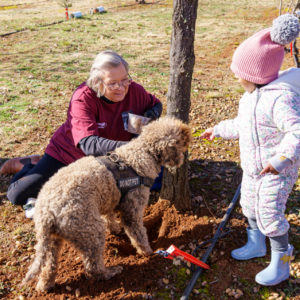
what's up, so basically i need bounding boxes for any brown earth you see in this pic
[1,155,299,300]
[0,172,246,300]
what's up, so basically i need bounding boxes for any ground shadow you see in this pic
[189,158,243,219]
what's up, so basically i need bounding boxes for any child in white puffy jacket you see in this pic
[201,14,300,286]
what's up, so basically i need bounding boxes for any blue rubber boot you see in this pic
[255,244,294,286]
[231,228,266,260]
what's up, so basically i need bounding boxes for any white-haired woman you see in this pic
[6,50,162,215]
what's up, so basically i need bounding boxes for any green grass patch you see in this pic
[192,129,204,137]
[259,286,271,299]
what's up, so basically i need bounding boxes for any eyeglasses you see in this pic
[103,75,132,90]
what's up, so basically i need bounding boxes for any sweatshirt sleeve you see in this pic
[144,101,163,120]
[132,82,162,115]
[272,92,300,165]
[269,155,292,173]
[213,117,240,139]
[79,136,128,156]
[69,94,100,147]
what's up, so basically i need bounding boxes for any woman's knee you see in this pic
[7,182,28,205]
[7,174,42,206]
[6,155,63,206]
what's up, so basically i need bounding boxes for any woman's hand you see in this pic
[200,128,215,141]
[260,163,279,175]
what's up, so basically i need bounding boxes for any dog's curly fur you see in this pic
[23,117,191,292]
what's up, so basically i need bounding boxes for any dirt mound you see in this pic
[15,199,216,300]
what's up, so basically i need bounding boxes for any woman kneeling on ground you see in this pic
[2,50,163,217]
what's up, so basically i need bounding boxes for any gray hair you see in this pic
[86,50,129,97]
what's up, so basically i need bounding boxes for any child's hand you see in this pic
[200,128,215,141]
[260,163,279,175]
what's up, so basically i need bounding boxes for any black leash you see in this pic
[180,184,241,300]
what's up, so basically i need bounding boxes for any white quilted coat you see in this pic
[213,68,300,237]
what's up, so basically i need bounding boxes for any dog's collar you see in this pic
[96,154,154,199]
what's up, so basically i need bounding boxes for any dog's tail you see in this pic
[22,212,57,285]
[22,235,50,284]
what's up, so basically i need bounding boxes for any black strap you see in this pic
[140,177,155,187]
[95,155,154,196]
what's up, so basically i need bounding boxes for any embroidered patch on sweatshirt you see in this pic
[97,122,107,129]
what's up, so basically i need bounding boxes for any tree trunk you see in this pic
[160,0,198,211]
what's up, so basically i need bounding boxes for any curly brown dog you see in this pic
[23,116,191,292]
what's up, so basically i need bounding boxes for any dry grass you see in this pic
[0,0,282,157]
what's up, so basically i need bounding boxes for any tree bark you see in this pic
[160,0,198,211]
[161,152,191,210]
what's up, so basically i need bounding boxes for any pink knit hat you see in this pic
[231,14,299,84]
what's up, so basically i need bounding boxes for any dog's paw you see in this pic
[102,266,123,280]
[35,280,55,293]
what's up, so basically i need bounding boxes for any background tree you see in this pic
[160,0,199,210]
[57,0,72,20]
[279,0,300,14]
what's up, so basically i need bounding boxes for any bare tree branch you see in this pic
[292,0,300,12]
[279,0,300,14]
[288,0,295,13]
[57,0,72,8]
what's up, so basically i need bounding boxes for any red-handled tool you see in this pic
[155,244,210,269]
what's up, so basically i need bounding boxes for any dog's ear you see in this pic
[139,117,192,166]
[178,123,192,149]
[158,140,181,167]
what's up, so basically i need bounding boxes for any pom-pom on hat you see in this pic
[230,14,299,84]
